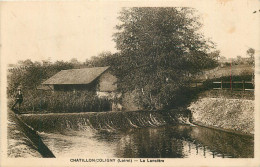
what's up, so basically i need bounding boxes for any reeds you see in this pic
[17,90,111,113]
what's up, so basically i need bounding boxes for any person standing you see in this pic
[11,88,23,112]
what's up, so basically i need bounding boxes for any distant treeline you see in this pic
[8,60,76,96]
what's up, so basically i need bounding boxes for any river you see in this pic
[39,125,253,158]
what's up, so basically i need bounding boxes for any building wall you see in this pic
[98,71,117,92]
[53,81,97,91]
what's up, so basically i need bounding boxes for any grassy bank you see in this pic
[197,65,254,81]
[198,89,254,100]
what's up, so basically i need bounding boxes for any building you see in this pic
[41,66,142,111]
[42,66,117,96]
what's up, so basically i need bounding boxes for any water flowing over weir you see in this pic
[20,110,191,133]
[17,109,253,158]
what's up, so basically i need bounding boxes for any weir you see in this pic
[20,109,192,133]
[10,109,254,158]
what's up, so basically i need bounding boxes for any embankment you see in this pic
[8,110,55,158]
[20,109,191,133]
[188,97,254,135]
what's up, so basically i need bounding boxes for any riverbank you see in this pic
[188,97,254,135]
[7,111,42,158]
[7,110,55,158]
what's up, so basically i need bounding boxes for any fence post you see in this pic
[243,80,245,92]
[221,80,223,90]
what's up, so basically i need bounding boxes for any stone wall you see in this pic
[188,97,254,135]
[8,111,55,158]
[8,111,42,157]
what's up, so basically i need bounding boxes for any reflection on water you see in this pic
[40,125,253,158]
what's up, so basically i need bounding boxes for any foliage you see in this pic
[84,52,120,74]
[8,60,75,96]
[112,7,218,109]
[246,48,255,58]
[208,50,220,61]
[246,48,255,65]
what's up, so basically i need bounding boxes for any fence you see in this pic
[190,82,203,88]
[213,80,254,91]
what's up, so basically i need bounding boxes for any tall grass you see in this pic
[13,90,111,114]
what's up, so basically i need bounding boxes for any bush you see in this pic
[131,83,199,110]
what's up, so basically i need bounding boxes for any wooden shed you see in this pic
[42,66,117,94]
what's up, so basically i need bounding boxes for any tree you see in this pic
[7,60,75,96]
[219,56,227,62]
[113,7,217,109]
[246,48,255,65]
[70,58,79,65]
[86,52,113,67]
[234,55,243,65]
[247,48,255,58]
[18,59,34,67]
[209,50,220,61]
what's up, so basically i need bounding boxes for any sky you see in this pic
[1,0,260,65]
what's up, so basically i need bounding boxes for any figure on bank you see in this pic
[11,88,23,112]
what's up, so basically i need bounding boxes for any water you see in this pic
[39,125,253,158]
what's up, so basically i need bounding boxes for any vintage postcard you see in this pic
[0,0,260,166]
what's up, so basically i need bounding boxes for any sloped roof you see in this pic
[42,66,110,85]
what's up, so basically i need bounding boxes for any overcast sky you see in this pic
[1,0,260,65]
